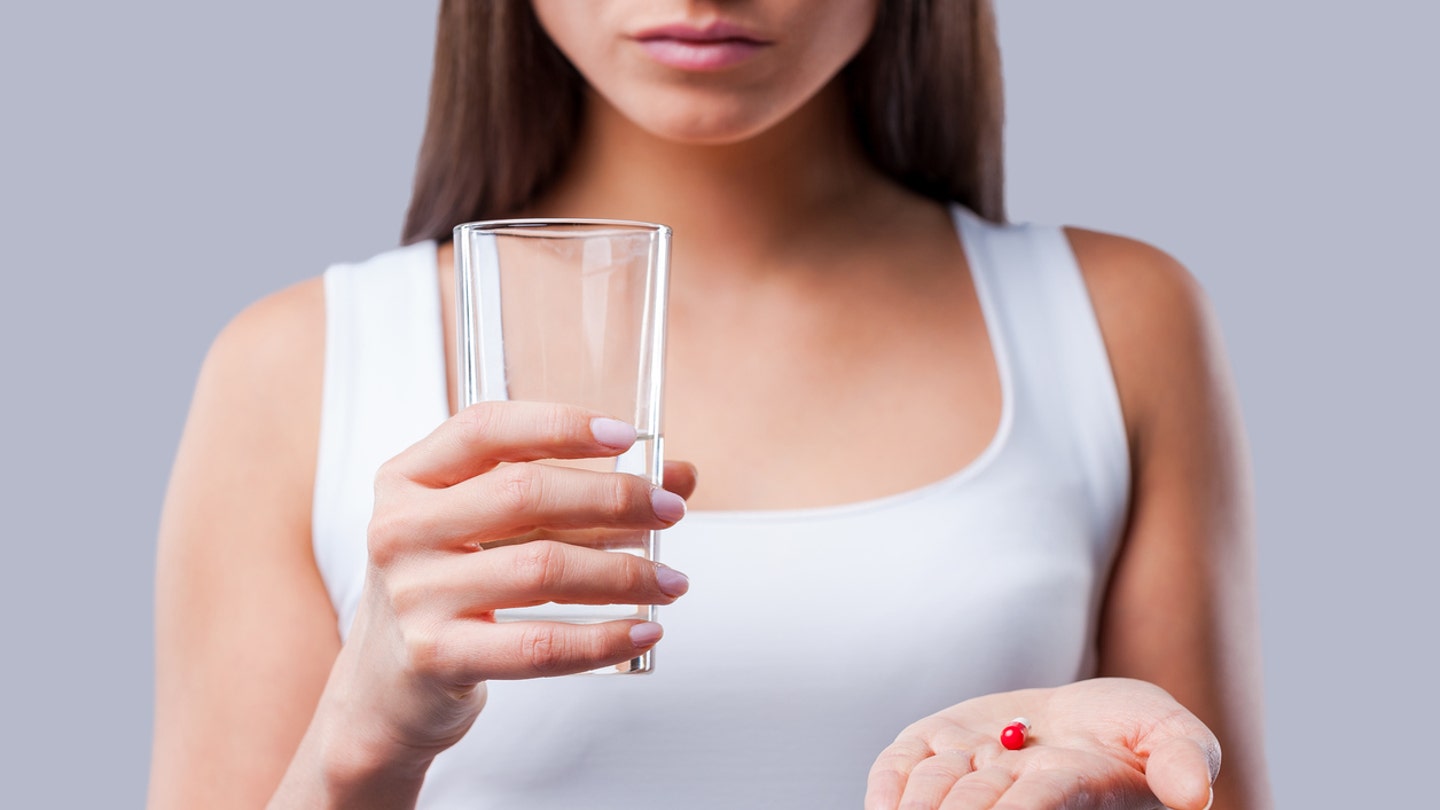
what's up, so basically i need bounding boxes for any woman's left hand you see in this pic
[864,678,1220,810]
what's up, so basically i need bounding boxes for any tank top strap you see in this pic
[952,205,1131,532]
[313,240,448,634]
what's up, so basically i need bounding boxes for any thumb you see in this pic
[1146,736,1219,810]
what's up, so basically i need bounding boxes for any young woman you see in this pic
[148,2,1272,808]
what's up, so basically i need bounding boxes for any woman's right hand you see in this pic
[310,402,692,784]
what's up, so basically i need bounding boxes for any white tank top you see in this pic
[313,205,1130,809]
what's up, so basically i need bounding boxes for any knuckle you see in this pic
[539,405,575,447]
[459,401,504,440]
[513,540,565,593]
[621,556,650,596]
[373,458,406,490]
[366,502,439,564]
[493,464,539,515]
[402,624,447,678]
[366,511,408,566]
[518,625,569,675]
[606,474,641,518]
[386,572,428,616]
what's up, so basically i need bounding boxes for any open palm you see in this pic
[864,678,1220,810]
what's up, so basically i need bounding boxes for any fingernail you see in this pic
[591,418,637,449]
[1202,787,1213,810]
[655,564,690,597]
[629,621,663,647]
[650,488,687,523]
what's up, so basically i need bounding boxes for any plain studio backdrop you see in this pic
[1,1,1435,805]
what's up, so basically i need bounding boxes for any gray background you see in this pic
[1,1,1435,805]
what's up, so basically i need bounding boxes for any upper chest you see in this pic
[661,253,1000,509]
[437,217,1004,511]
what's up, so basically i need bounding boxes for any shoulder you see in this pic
[158,276,329,595]
[1060,227,1234,444]
[214,275,325,353]
[189,277,327,476]
[205,239,438,396]
[204,276,325,403]
[1062,227,1211,341]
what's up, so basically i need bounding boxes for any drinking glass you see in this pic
[455,219,671,674]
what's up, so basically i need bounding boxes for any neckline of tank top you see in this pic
[422,203,1015,524]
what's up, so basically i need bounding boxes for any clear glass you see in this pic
[455,218,671,674]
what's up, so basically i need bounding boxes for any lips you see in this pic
[631,21,773,71]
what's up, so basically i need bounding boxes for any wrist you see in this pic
[309,721,434,810]
[321,746,430,808]
[299,677,438,807]
[316,686,438,782]
[268,713,434,810]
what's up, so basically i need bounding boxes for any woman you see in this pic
[148,1,1271,807]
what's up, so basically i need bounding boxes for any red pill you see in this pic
[1000,717,1030,751]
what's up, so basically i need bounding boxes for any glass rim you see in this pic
[454,217,670,239]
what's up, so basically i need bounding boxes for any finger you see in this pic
[435,619,663,681]
[865,739,934,809]
[424,464,685,547]
[385,402,639,487]
[662,460,698,500]
[1146,737,1217,810]
[934,767,1015,810]
[474,461,696,549]
[436,540,689,610]
[990,768,1116,810]
[890,751,977,809]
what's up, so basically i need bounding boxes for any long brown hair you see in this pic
[402,0,1005,245]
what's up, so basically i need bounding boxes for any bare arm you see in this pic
[148,277,696,808]
[148,279,340,808]
[1071,228,1273,809]
[864,230,1271,810]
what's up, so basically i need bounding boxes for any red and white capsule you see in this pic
[999,717,1030,750]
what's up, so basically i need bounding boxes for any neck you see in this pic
[522,82,900,278]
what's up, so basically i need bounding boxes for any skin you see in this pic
[148,1,1273,808]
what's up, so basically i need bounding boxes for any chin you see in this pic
[603,86,803,146]
[638,113,779,146]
